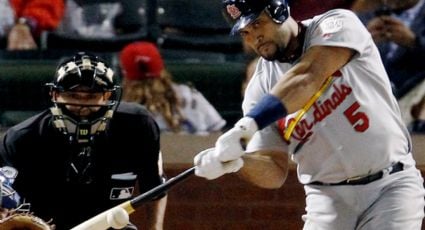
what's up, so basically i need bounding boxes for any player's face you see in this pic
[53,86,111,118]
[239,11,291,61]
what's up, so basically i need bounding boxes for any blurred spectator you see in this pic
[356,0,425,133]
[57,0,145,38]
[120,41,226,134]
[0,0,64,50]
[350,0,382,13]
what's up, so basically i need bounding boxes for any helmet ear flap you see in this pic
[265,0,290,23]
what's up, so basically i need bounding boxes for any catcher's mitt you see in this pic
[0,208,55,230]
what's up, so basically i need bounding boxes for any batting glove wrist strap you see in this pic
[215,117,257,162]
[234,117,258,138]
[246,94,287,130]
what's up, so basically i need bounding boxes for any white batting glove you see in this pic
[194,148,243,180]
[194,117,258,180]
[215,117,258,162]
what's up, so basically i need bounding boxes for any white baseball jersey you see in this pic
[153,83,226,134]
[244,9,416,184]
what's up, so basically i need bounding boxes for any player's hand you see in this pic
[194,148,243,180]
[215,117,258,161]
[194,117,258,179]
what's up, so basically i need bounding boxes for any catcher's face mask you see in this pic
[53,89,112,118]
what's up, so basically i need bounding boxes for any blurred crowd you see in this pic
[0,1,424,131]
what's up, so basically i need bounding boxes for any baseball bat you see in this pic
[71,166,195,230]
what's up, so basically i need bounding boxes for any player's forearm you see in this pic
[238,150,289,189]
[270,61,320,114]
[245,46,354,131]
[271,46,354,114]
[145,195,167,230]
[244,54,328,130]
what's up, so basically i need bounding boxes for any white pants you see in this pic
[302,166,425,230]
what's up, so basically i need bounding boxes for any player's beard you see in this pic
[275,45,289,62]
[259,42,287,62]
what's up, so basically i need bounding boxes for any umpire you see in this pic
[0,52,167,229]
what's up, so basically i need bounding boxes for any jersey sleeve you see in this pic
[305,9,372,55]
[242,59,271,115]
[242,59,289,153]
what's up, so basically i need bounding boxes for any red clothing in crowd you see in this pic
[10,0,64,36]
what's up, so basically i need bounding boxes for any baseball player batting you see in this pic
[194,0,425,229]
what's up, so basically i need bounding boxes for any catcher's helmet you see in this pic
[223,0,290,35]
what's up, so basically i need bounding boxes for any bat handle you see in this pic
[130,166,195,208]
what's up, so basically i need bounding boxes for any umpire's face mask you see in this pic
[53,86,112,118]
[50,106,113,145]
